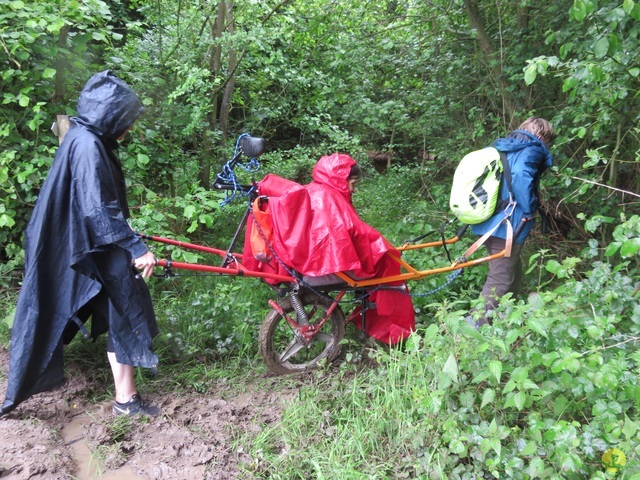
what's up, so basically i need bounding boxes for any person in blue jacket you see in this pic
[469,117,555,327]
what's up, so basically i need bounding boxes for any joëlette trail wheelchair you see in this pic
[140,135,514,375]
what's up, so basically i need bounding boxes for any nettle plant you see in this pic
[404,214,639,477]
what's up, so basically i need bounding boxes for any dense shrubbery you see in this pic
[244,211,639,478]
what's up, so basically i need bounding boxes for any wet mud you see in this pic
[0,347,296,479]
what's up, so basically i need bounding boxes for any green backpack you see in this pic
[449,147,513,225]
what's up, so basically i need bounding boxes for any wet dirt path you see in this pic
[61,408,144,480]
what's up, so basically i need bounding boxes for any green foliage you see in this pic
[152,276,270,364]
[245,244,640,477]
[0,0,121,284]
[529,0,640,197]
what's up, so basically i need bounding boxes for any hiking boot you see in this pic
[113,394,159,417]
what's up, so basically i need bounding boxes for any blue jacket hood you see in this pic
[493,130,552,170]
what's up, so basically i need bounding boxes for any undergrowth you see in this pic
[242,255,640,478]
[1,165,638,478]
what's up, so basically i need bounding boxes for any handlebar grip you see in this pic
[456,224,469,239]
[212,181,254,194]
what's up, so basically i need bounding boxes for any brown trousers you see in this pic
[477,236,524,325]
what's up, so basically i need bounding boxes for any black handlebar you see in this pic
[456,223,469,239]
[212,181,254,194]
[211,134,265,195]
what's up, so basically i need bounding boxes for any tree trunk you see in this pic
[53,26,69,104]
[463,0,518,126]
[218,1,236,143]
[197,0,227,189]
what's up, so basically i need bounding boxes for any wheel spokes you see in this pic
[279,339,305,363]
[314,331,333,344]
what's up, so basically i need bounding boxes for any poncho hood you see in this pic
[76,70,144,140]
[312,153,356,201]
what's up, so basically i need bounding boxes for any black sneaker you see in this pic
[113,394,160,417]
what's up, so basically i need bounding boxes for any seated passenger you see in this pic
[242,153,415,344]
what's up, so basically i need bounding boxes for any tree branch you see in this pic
[0,36,21,69]
[571,177,640,199]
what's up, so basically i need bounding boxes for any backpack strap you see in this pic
[496,150,515,210]
[460,214,514,261]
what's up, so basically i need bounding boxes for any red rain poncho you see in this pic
[242,153,414,344]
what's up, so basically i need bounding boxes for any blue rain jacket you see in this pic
[1,71,158,416]
[471,130,552,244]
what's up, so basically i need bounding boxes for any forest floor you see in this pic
[0,344,299,480]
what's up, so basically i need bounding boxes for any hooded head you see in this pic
[312,153,358,198]
[76,70,144,140]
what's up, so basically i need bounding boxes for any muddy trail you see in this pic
[0,345,298,480]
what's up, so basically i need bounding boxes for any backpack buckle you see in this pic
[503,198,517,218]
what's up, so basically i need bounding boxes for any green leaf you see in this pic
[545,259,562,274]
[481,388,495,408]
[514,391,526,410]
[489,361,502,383]
[449,439,466,455]
[562,76,579,92]
[529,457,545,476]
[623,0,635,14]
[0,213,16,228]
[526,319,548,337]
[604,242,621,257]
[570,0,588,21]
[593,37,609,58]
[524,64,537,85]
[520,441,537,456]
[46,19,66,34]
[42,68,56,79]
[183,204,196,219]
[620,238,640,257]
[622,414,638,439]
[488,437,501,456]
[137,153,150,166]
[442,352,459,383]
[503,379,516,394]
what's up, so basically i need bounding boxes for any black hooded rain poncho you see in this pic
[1,70,159,416]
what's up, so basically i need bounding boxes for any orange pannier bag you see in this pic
[249,197,274,262]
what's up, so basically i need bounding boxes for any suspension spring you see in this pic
[290,288,309,326]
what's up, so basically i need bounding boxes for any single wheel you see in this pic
[259,291,345,375]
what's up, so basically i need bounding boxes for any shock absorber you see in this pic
[290,285,309,326]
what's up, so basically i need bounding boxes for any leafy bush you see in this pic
[244,214,640,478]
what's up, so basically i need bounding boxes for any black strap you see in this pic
[70,315,90,339]
[498,151,513,198]
[494,150,514,213]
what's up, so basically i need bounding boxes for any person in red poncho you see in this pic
[243,153,415,344]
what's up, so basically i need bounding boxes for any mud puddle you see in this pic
[62,406,144,480]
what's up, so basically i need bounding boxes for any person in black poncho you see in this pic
[1,71,159,417]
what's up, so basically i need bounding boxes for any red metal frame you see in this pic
[144,232,506,288]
